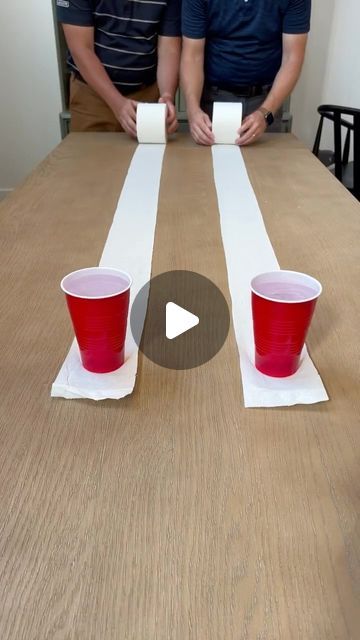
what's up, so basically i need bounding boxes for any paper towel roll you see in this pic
[136,103,167,144]
[212,102,243,145]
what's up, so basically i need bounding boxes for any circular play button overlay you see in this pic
[130,270,230,370]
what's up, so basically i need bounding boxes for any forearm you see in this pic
[70,47,124,113]
[261,46,306,114]
[180,49,205,115]
[157,36,181,100]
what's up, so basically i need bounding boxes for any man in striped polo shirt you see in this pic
[56,0,181,135]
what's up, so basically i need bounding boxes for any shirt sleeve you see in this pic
[159,0,182,37]
[181,0,206,39]
[283,0,311,34]
[56,0,94,27]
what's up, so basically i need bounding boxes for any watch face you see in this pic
[266,111,274,126]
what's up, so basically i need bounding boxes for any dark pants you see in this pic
[201,85,281,130]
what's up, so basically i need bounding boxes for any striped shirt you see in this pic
[56,0,181,92]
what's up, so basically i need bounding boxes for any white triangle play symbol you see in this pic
[166,302,199,340]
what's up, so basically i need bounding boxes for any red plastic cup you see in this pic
[61,267,132,373]
[251,270,322,377]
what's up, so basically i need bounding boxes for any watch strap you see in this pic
[258,107,274,126]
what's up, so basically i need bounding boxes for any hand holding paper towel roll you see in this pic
[212,102,243,145]
[137,103,167,144]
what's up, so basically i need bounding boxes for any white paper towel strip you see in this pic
[137,103,167,144]
[212,102,243,145]
[212,145,328,407]
[51,143,166,400]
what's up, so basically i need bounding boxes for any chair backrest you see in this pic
[313,104,360,199]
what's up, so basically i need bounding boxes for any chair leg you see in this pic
[343,128,351,166]
[312,116,324,156]
[354,113,360,199]
[333,112,343,182]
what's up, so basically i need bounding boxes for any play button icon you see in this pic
[130,270,230,370]
[166,302,199,340]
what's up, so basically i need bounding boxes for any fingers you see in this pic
[124,120,137,138]
[123,100,138,138]
[124,114,137,138]
[167,116,179,135]
[236,123,257,146]
[236,112,266,145]
[203,113,213,130]
[238,132,258,146]
[235,116,253,143]
[158,97,179,135]
[237,123,262,146]
[165,100,176,121]
[190,113,214,145]
[238,115,252,136]
[165,102,179,134]
[191,123,214,145]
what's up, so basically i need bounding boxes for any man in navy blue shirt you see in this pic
[181,0,311,145]
[56,0,181,135]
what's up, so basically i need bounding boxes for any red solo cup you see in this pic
[61,267,132,373]
[251,270,322,378]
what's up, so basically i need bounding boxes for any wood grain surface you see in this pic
[0,133,359,639]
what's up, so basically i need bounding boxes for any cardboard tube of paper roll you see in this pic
[136,103,167,144]
[212,102,243,145]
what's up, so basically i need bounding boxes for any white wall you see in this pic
[0,2,62,192]
[292,0,360,150]
[322,0,360,107]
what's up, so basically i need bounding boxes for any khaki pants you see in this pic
[69,74,160,132]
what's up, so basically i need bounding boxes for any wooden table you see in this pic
[0,133,359,639]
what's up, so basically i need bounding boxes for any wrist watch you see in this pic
[258,107,274,127]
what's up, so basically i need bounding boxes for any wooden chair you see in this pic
[313,104,360,200]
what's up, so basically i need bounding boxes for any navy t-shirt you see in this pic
[182,0,311,86]
[56,0,181,91]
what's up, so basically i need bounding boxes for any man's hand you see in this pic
[112,97,138,137]
[188,108,214,145]
[236,110,266,146]
[159,95,178,135]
